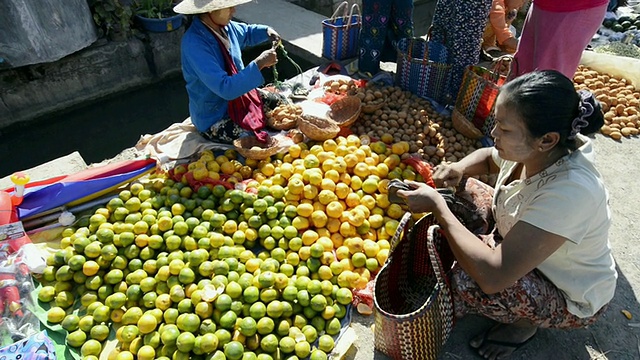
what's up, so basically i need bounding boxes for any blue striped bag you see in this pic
[395,34,452,105]
[322,2,361,61]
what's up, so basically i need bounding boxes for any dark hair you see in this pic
[499,70,604,151]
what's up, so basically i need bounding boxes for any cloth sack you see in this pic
[454,56,511,138]
[395,31,451,105]
[322,1,362,60]
[212,34,268,142]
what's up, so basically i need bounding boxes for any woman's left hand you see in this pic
[396,181,445,214]
[268,28,281,45]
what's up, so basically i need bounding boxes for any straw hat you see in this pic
[173,0,252,15]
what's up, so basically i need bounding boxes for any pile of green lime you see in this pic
[39,175,353,360]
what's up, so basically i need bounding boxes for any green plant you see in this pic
[134,0,175,19]
[88,0,133,40]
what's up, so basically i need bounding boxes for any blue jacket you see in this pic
[181,18,270,132]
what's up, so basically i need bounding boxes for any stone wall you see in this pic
[0,29,184,129]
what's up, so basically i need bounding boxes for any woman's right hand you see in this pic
[255,49,278,70]
[432,162,464,188]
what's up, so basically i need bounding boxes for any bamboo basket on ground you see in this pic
[298,114,341,141]
[328,96,362,127]
[233,135,281,160]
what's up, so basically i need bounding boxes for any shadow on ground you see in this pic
[347,263,640,360]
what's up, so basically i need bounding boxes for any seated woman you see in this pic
[398,70,617,359]
[174,0,281,144]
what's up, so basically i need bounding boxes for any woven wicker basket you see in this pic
[452,108,484,140]
[374,213,455,360]
[298,114,340,141]
[233,136,281,160]
[329,96,362,127]
[267,114,300,130]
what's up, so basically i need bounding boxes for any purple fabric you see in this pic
[513,3,607,79]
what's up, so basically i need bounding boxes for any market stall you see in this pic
[3,4,640,356]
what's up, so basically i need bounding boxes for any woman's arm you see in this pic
[183,39,264,101]
[234,22,271,49]
[432,147,499,187]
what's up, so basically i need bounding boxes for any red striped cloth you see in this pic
[212,33,268,143]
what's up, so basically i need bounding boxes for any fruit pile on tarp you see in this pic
[34,134,428,360]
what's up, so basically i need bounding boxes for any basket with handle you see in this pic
[452,107,484,140]
[395,28,451,105]
[454,55,513,138]
[374,212,455,360]
[322,2,361,61]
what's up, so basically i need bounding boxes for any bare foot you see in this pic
[469,321,537,359]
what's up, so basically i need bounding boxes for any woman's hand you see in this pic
[267,28,281,45]
[255,49,278,69]
[396,181,446,214]
[432,162,464,188]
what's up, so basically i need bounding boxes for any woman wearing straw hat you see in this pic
[174,0,281,144]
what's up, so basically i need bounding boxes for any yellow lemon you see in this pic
[345,193,361,209]
[361,178,378,194]
[303,184,319,200]
[296,203,314,218]
[301,230,319,246]
[292,216,310,231]
[345,237,364,254]
[318,190,338,205]
[289,144,302,158]
[376,249,390,266]
[369,214,384,229]
[325,202,343,219]
[376,194,390,209]
[322,139,338,152]
[336,246,350,260]
[310,211,328,228]
[344,154,358,168]
[339,222,357,237]
[331,233,344,248]
[386,204,404,219]
[320,178,336,192]
[360,195,376,211]
[317,151,334,163]
[326,218,341,234]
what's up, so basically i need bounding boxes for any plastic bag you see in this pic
[580,50,640,86]
[0,245,40,347]
[0,330,56,359]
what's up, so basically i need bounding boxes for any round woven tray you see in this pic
[452,108,484,140]
[328,96,362,128]
[267,114,300,130]
[233,136,281,160]
[298,114,340,141]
